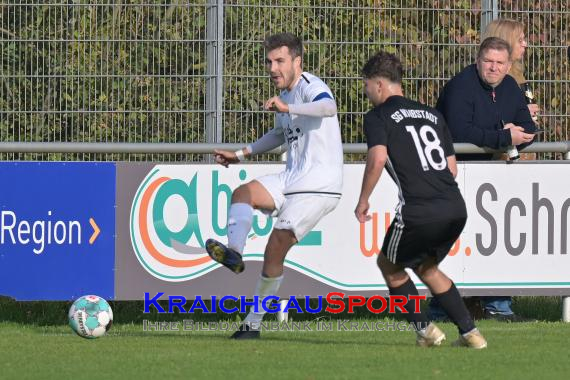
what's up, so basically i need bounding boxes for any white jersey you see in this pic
[273,72,343,196]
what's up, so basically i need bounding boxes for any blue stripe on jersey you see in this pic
[312,92,333,102]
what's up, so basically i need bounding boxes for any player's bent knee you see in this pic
[230,184,252,204]
[414,266,442,285]
[231,181,275,210]
[384,271,410,288]
[413,266,432,280]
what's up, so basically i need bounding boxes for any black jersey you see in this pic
[364,95,466,224]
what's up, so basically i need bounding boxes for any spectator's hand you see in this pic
[264,96,289,113]
[502,122,518,130]
[354,200,371,223]
[527,103,540,119]
[509,126,535,145]
[213,149,239,168]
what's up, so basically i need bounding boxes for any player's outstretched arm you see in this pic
[249,127,286,155]
[355,145,387,223]
[217,100,287,167]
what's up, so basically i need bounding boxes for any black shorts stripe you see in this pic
[386,221,404,263]
[382,217,466,269]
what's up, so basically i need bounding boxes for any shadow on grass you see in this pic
[102,330,413,347]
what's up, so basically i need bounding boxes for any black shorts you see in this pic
[381,217,466,269]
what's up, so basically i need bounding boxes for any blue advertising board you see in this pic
[0,162,115,300]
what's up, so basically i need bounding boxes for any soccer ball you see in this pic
[68,295,113,339]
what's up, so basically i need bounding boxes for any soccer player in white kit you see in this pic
[206,33,343,339]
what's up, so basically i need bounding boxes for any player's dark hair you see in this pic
[478,37,512,60]
[263,33,303,59]
[361,51,403,84]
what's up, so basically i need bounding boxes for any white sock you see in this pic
[227,203,253,254]
[462,328,478,337]
[244,275,284,328]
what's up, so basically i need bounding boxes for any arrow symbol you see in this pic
[89,218,100,244]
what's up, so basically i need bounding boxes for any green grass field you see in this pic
[1,319,570,380]
[1,297,569,379]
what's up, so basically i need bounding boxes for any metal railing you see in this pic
[1,1,568,162]
[1,142,569,160]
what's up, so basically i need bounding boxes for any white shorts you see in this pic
[255,173,340,241]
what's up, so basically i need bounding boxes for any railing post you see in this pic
[206,0,224,145]
[563,297,570,322]
[481,0,499,35]
[562,144,570,322]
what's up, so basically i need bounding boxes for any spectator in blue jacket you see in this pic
[431,37,537,322]
[436,37,536,161]
[483,19,540,123]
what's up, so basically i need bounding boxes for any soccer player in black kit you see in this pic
[354,51,487,349]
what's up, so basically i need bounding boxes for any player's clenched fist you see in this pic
[213,149,239,168]
[264,96,289,113]
[354,200,372,223]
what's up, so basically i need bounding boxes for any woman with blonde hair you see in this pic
[483,18,540,119]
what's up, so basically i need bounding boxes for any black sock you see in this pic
[433,282,476,334]
[388,278,429,331]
